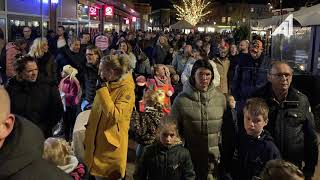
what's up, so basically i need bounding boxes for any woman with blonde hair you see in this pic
[152,35,169,65]
[29,37,57,84]
[84,54,135,180]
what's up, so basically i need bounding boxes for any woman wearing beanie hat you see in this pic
[59,65,81,141]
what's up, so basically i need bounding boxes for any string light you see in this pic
[173,0,212,26]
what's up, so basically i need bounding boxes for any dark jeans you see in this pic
[63,105,78,141]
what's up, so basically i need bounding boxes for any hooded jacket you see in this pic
[231,131,281,180]
[171,80,226,179]
[133,140,196,180]
[84,73,135,179]
[0,115,72,180]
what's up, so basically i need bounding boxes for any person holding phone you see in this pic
[84,54,135,180]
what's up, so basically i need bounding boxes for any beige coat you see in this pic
[214,57,230,94]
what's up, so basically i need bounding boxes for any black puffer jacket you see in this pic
[252,83,319,178]
[0,115,72,180]
[83,63,99,104]
[134,141,196,180]
[6,78,63,138]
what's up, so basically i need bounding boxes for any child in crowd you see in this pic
[133,117,196,180]
[230,98,281,180]
[260,160,304,180]
[146,64,174,114]
[59,65,81,141]
[43,137,88,180]
[130,90,164,159]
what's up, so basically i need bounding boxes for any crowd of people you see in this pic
[0,26,318,180]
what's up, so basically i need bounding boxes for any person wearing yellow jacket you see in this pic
[84,54,135,180]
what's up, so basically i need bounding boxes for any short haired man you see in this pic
[80,32,92,55]
[22,26,34,52]
[252,61,318,180]
[232,40,270,110]
[0,87,72,179]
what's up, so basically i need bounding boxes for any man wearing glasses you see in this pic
[22,26,34,52]
[252,61,318,180]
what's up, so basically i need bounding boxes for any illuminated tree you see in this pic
[173,0,212,26]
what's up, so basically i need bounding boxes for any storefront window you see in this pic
[0,0,5,11]
[271,27,311,73]
[7,15,41,41]
[77,4,89,20]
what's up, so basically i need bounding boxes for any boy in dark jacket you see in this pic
[231,98,281,180]
[133,117,195,180]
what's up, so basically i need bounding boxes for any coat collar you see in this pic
[183,80,217,102]
[108,73,134,90]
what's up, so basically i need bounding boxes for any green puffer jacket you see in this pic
[171,81,226,179]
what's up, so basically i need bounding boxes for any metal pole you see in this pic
[280,0,283,61]
[40,0,43,37]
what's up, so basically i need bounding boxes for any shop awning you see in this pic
[255,4,320,27]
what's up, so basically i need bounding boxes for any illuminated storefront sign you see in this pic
[105,6,114,16]
[89,7,97,16]
[132,16,136,22]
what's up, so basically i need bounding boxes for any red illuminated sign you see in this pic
[89,7,97,16]
[132,16,136,22]
[105,6,114,16]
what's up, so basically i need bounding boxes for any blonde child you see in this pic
[59,65,81,141]
[43,137,87,180]
[260,160,304,180]
[131,90,164,159]
[146,64,174,114]
[133,117,196,180]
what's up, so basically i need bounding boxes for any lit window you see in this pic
[222,17,226,23]
[227,17,231,22]
[251,8,254,12]
[242,18,246,22]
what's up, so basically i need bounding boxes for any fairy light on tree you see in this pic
[173,0,212,26]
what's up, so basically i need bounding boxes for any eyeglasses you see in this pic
[270,73,292,79]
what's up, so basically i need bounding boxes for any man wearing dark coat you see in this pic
[0,87,72,180]
[252,61,318,180]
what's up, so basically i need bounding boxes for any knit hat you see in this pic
[62,65,78,80]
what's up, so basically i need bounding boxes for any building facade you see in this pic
[0,0,141,42]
